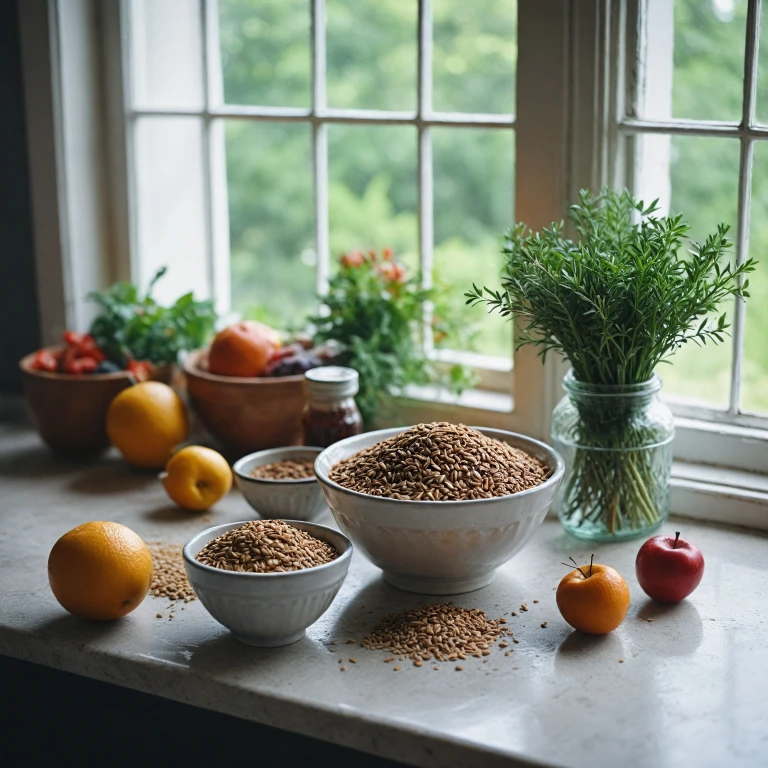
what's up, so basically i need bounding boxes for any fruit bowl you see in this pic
[183,349,306,455]
[315,427,565,595]
[20,348,175,456]
[20,349,134,456]
[183,520,352,646]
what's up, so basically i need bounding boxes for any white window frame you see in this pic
[609,0,768,526]
[18,0,768,527]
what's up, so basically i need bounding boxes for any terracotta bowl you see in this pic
[20,348,133,456]
[183,349,306,456]
[20,350,175,457]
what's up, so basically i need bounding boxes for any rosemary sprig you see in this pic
[465,188,756,386]
[465,188,757,539]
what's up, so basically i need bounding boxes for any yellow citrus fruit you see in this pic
[162,445,232,510]
[48,521,153,621]
[556,562,630,635]
[106,381,188,468]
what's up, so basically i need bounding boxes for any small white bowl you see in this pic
[183,520,352,646]
[315,427,565,595]
[233,447,327,521]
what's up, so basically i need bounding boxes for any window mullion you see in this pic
[202,0,230,315]
[418,0,434,353]
[729,0,761,416]
[312,0,329,297]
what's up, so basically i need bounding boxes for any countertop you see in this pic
[1,422,767,768]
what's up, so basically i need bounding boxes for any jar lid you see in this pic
[304,366,359,400]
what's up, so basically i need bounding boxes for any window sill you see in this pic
[671,461,768,531]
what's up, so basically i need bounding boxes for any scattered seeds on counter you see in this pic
[619,658,625,663]
[433,666,440,671]
[513,639,519,644]
[504,651,510,657]
[393,666,402,672]
[414,660,422,667]
[340,666,347,672]
[511,611,517,616]
[520,604,528,611]
[349,658,357,664]
[499,642,509,648]
[361,603,505,663]
[337,658,342,664]
[329,422,550,501]
[250,459,315,481]
[540,622,547,628]
[533,599,539,604]
[455,666,463,671]
[646,618,655,623]
[149,543,197,603]
[196,520,337,573]
[156,613,163,619]
[346,639,356,644]
[499,618,507,624]
[169,613,175,620]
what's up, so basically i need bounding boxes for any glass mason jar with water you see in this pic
[551,370,674,542]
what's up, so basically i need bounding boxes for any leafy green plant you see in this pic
[466,188,756,535]
[89,267,217,365]
[311,249,475,426]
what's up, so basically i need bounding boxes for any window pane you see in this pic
[135,119,209,304]
[432,0,517,115]
[219,0,310,107]
[634,134,740,408]
[226,122,315,328]
[130,0,204,109]
[744,143,768,415]
[328,125,418,268]
[637,0,746,122]
[433,127,514,359]
[326,0,416,111]
[756,1,768,124]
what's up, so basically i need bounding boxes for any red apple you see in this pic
[635,531,704,603]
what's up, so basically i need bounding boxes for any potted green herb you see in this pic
[467,189,756,540]
[89,267,217,376]
[311,249,475,427]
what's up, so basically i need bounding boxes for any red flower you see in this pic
[340,250,365,268]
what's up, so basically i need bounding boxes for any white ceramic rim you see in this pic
[233,446,324,486]
[314,426,566,508]
[182,519,352,579]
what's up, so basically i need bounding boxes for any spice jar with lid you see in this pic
[302,366,363,448]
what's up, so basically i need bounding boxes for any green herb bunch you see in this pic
[311,249,474,426]
[89,267,217,365]
[466,188,756,539]
[466,188,756,385]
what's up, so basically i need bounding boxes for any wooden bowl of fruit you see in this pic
[20,337,135,456]
[183,322,337,456]
[20,333,174,456]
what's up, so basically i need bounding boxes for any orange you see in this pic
[556,562,630,634]
[207,321,279,377]
[162,445,232,510]
[48,521,153,621]
[106,381,188,468]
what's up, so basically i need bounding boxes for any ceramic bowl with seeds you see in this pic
[233,446,327,521]
[182,519,352,646]
[315,424,565,595]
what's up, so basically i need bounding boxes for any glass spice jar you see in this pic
[302,366,363,448]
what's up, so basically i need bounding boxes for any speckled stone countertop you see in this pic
[1,423,767,768]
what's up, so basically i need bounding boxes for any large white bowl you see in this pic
[183,520,352,646]
[315,427,565,595]
[233,447,327,521]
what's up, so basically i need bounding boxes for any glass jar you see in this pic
[302,366,363,448]
[551,370,674,542]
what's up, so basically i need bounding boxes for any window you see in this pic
[618,0,768,440]
[123,0,516,378]
[18,1,767,519]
